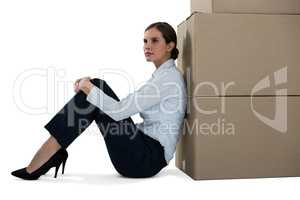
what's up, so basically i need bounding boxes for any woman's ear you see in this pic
[167,41,175,52]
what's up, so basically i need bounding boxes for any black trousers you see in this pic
[44,78,168,178]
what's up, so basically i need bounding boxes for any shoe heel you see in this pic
[62,158,67,175]
[54,163,61,178]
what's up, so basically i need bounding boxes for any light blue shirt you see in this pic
[86,58,187,164]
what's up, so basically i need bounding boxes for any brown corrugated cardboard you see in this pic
[176,96,300,180]
[176,13,300,97]
[175,12,300,180]
[191,0,300,14]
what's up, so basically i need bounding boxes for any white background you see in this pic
[0,0,299,199]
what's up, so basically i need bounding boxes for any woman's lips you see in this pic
[145,52,153,56]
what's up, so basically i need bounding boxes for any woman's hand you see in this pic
[74,76,94,95]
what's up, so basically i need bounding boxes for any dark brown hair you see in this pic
[145,22,179,60]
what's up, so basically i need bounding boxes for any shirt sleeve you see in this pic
[86,75,172,121]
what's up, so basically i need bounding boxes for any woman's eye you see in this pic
[143,38,159,44]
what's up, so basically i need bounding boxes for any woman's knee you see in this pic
[91,78,105,86]
[90,78,108,91]
[90,78,119,101]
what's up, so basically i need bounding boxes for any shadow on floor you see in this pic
[37,168,190,185]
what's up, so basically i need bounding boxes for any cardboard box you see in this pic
[191,0,300,14]
[176,96,300,180]
[175,12,300,180]
[176,13,300,97]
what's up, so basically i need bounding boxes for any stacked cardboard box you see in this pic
[191,0,300,14]
[175,1,300,180]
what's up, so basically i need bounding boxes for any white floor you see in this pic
[3,127,300,200]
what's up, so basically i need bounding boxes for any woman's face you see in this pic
[143,27,174,67]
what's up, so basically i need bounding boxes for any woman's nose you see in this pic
[144,44,151,50]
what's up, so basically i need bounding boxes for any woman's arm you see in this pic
[85,74,175,121]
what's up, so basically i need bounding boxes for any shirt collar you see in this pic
[152,58,175,78]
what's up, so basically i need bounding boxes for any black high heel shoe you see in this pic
[11,148,68,180]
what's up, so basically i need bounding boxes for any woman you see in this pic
[11,22,187,180]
